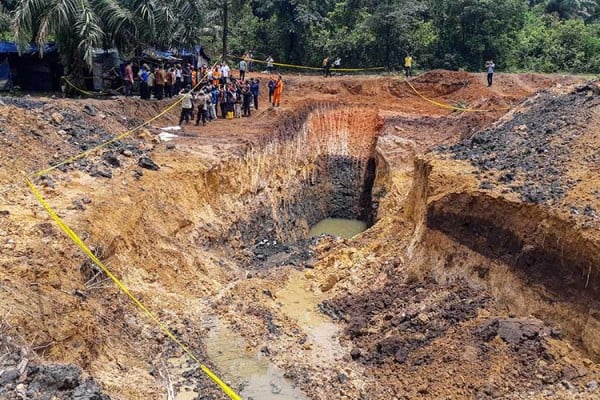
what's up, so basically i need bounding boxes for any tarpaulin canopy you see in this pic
[0,42,57,54]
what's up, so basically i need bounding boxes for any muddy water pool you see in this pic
[203,317,308,400]
[309,218,367,239]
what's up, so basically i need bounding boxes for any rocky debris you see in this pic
[102,152,121,168]
[52,112,65,124]
[83,104,99,116]
[138,156,160,170]
[324,275,490,365]
[249,238,317,269]
[90,167,113,179]
[0,334,110,400]
[0,96,46,109]
[444,88,600,203]
[127,117,144,128]
[475,317,552,344]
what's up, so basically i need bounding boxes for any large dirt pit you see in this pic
[1,71,600,400]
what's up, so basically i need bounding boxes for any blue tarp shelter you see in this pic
[0,41,61,91]
[0,42,57,55]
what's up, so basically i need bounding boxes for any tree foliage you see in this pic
[1,0,599,75]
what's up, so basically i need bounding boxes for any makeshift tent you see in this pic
[0,42,61,91]
[91,48,122,91]
[0,59,10,90]
[141,45,211,68]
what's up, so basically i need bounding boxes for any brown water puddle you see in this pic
[309,218,367,239]
[277,270,344,365]
[203,317,308,399]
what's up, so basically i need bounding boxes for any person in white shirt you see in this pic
[178,85,194,125]
[220,62,231,84]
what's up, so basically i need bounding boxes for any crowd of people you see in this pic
[175,63,284,127]
[119,59,284,127]
[119,52,495,128]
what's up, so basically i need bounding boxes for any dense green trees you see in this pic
[1,0,599,75]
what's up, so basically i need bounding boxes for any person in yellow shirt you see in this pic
[404,54,413,78]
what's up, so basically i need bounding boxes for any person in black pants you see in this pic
[250,78,260,110]
[486,60,495,87]
[242,84,252,117]
[268,77,275,104]
[195,92,210,126]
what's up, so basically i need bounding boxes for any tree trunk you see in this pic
[222,1,228,61]
[61,47,88,96]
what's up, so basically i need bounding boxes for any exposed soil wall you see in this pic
[193,105,383,252]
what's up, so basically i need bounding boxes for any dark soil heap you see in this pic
[443,81,600,204]
[0,334,110,400]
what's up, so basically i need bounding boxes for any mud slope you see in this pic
[1,71,597,400]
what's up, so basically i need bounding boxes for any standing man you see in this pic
[239,58,247,81]
[220,62,231,84]
[404,54,413,78]
[178,85,194,126]
[266,56,274,74]
[147,66,155,99]
[322,57,332,77]
[154,65,165,100]
[123,61,134,96]
[486,60,495,87]
[268,76,276,104]
[174,64,183,94]
[248,51,254,72]
[138,64,150,99]
[165,66,175,98]
[250,78,260,110]
[272,75,283,107]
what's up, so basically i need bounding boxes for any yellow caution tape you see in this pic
[404,78,511,113]
[232,55,385,72]
[34,69,215,178]
[63,77,96,96]
[26,63,242,400]
[26,178,241,400]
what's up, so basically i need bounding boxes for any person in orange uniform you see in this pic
[212,65,221,87]
[272,75,283,107]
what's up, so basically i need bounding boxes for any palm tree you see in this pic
[11,0,210,87]
[12,0,104,87]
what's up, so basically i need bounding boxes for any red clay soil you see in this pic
[1,70,598,400]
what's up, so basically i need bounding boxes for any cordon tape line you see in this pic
[25,178,242,400]
[63,77,96,96]
[231,55,385,72]
[26,63,243,400]
[404,78,511,113]
[34,67,214,178]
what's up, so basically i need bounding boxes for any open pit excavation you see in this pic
[1,71,600,400]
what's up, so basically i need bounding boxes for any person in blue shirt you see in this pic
[210,86,219,120]
[250,78,260,110]
[239,59,247,81]
[486,60,495,87]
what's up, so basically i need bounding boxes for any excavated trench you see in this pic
[5,75,600,400]
[193,105,383,263]
[417,163,600,361]
[95,101,599,397]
